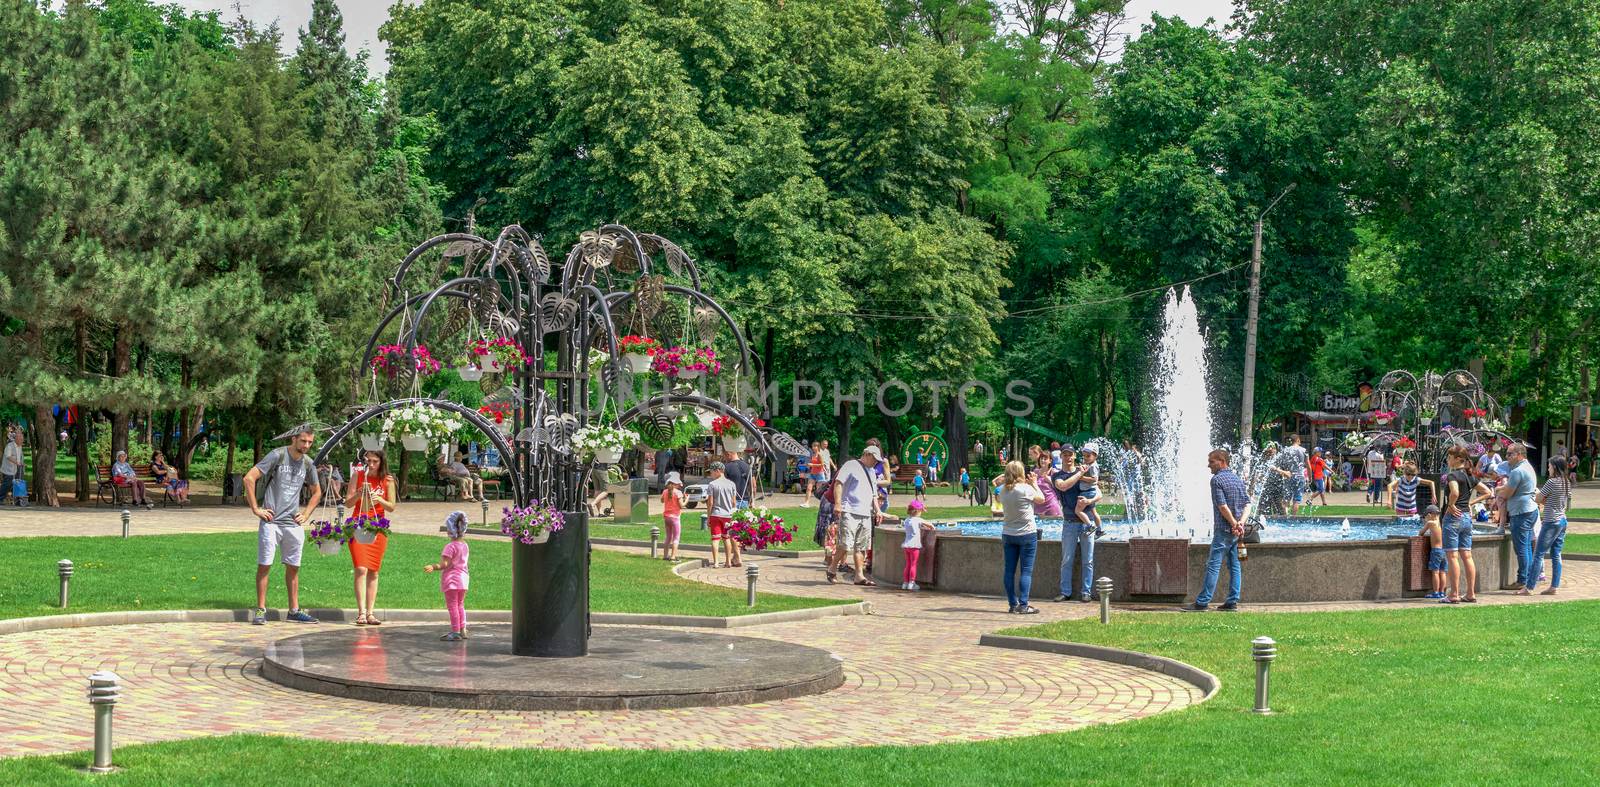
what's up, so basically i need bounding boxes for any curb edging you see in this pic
[0,601,872,638]
[978,633,1220,701]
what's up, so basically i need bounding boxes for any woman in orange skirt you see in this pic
[349,450,397,625]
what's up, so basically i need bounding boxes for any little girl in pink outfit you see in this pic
[425,511,471,641]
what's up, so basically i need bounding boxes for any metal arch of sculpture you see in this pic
[311,397,527,505]
[320,222,768,658]
[1354,369,1515,473]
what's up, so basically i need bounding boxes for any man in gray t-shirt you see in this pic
[243,427,323,625]
[706,462,741,568]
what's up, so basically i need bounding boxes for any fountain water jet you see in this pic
[1143,287,1216,528]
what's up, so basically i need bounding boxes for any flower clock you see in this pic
[371,344,442,378]
[502,501,565,544]
[727,507,793,551]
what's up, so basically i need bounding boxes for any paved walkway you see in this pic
[0,555,1204,758]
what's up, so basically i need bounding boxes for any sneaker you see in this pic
[251,608,267,626]
[900,582,909,590]
[907,582,920,591]
[1007,605,1018,613]
[1052,594,1070,602]
[1078,595,1094,604]
[286,609,319,623]
[1180,603,1209,612]
[1217,603,1239,612]
[440,631,463,641]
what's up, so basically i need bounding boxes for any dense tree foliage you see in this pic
[3,0,1598,504]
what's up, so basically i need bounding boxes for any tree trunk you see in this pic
[224,434,237,500]
[162,410,178,458]
[181,405,206,476]
[110,329,131,459]
[944,392,969,484]
[31,404,60,507]
[835,407,852,460]
[74,321,91,501]
[252,429,264,465]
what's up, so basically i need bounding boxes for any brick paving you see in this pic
[0,552,1203,757]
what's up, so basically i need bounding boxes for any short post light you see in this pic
[58,559,74,609]
[650,526,661,559]
[1095,576,1114,624]
[1252,636,1278,714]
[745,563,760,607]
[120,509,130,539]
[480,497,489,528]
[336,502,346,526]
[87,671,121,773]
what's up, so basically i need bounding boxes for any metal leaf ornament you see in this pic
[578,231,619,270]
[540,292,578,333]
[541,413,580,454]
[634,274,666,321]
[694,306,719,345]
[635,410,677,447]
[768,430,808,458]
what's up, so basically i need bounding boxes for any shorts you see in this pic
[810,472,826,482]
[1440,515,1472,552]
[1395,508,1417,517]
[707,515,730,539]
[1427,547,1447,572]
[1290,477,1305,501]
[837,512,872,553]
[1078,488,1101,502]
[258,521,305,567]
[1313,477,1326,492]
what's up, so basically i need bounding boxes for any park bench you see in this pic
[96,463,162,507]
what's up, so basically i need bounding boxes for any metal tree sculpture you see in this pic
[1351,369,1515,476]
[314,224,801,657]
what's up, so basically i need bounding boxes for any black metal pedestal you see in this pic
[512,510,589,657]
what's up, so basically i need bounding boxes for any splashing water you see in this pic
[1142,287,1216,528]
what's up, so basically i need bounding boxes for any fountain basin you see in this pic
[873,523,1510,604]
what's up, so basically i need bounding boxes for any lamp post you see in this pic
[58,560,74,608]
[1240,183,1296,442]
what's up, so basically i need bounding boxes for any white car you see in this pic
[684,483,708,509]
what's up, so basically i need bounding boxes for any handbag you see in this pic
[11,477,27,502]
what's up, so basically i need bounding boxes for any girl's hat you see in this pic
[666,472,682,485]
[445,511,468,537]
[907,500,926,512]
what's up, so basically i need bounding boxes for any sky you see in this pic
[164,0,1237,76]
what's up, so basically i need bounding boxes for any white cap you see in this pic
[666,472,682,485]
[863,445,883,461]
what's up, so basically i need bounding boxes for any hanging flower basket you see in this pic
[308,519,354,556]
[478,402,513,437]
[457,364,484,382]
[711,415,761,453]
[502,502,565,545]
[648,346,722,379]
[371,344,442,378]
[359,434,384,451]
[347,513,390,544]
[618,336,660,373]
[468,338,532,374]
[572,424,640,465]
[381,404,463,452]
[1373,410,1396,426]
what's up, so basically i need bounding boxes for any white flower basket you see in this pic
[679,368,702,380]
[722,435,747,453]
[359,434,383,451]
[402,435,429,452]
[354,529,378,544]
[496,421,513,436]
[623,353,652,373]
[458,365,483,382]
[526,527,552,544]
[594,447,622,465]
[1420,417,1432,426]
[317,540,342,556]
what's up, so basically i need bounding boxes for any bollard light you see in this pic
[120,509,130,539]
[87,671,121,773]
[1252,636,1278,714]
[58,559,74,609]
[480,498,489,527]
[650,526,661,559]
[746,563,760,607]
[336,502,346,526]
[1095,576,1113,624]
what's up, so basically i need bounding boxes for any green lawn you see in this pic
[0,532,842,620]
[5,601,1599,784]
[1562,533,1600,555]
[591,503,1009,546]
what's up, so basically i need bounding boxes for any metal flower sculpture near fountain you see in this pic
[312,223,807,657]
[1348,369,1516,473]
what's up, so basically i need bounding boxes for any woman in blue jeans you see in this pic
[995,461,1046,614]
[1530,456,1571,594]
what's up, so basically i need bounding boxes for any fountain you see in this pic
[870,289,1512,602]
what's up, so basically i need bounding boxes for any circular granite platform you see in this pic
[261,624,845,711]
